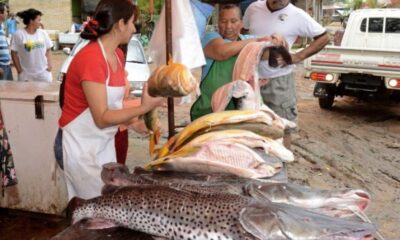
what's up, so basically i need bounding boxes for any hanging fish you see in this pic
[143,109,160,155]
[147,59,197,97]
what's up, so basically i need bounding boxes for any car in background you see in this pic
[58,35,151,97]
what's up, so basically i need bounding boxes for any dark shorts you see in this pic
[260,73,298,134]
[0,65,13,81]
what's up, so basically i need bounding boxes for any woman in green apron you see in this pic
[190,4,270,120]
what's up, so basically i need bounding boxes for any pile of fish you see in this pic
[145,109,295,179]
[65,163,377,240]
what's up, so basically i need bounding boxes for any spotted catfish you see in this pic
[70,185,375,240]
[102,163,371,219]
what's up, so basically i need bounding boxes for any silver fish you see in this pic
[246,182,370,218]
[71,185,375,240]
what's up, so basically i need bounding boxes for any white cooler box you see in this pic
[0,81,68,215]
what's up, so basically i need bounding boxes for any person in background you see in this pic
[0,3,12,80]
[190,4,280,120]
[242,0,329,148]
[10,8,53,82]
[58,0,163,200]
[6,12,18,38]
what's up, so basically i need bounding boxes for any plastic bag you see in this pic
[148,0,206,69]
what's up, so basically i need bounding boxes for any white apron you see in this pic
[62,40,125,200]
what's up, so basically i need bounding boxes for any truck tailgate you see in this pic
[304,46,400,77]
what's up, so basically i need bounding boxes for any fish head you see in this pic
[246,182,371,218]
[232,80,257,110]
[101,163,131,185]
[240,201,376,240]
[319,189,370,218]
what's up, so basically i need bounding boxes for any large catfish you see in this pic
[145,141,283,179]
[70,185,375,240]
[102,163,371,219]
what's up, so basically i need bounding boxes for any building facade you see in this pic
[8,0,82,32]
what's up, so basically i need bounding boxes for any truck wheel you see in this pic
[318,94,334,109]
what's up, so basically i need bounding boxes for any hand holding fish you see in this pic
[140,83,164,112]
[129,119,149,135]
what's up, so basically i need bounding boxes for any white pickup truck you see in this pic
[304,8,400,109]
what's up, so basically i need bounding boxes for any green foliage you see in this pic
[365,0,380,8]
[137,0,164,39]
[346,0,384,10]
[137,0,164,15]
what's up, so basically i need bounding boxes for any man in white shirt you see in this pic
[242,0,329,148]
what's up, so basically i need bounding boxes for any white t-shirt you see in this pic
[11,28,53,78]
[243,0,326,77]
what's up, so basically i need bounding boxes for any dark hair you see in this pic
[16,8,42,25]
[81,0,136,40]
[219,4,242,19]
[0,3,6,14]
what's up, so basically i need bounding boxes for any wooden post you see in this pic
[165,0,175,139]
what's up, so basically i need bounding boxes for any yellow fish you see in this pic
[143,109,160,155]
[156,110,274,158]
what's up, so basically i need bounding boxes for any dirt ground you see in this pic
[6,51,399,239]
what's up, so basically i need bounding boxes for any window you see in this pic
[369,18,383,32]
[360,18,366,32]
[386,18,400,33]
[360,18,383,33]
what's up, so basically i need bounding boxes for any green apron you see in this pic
[190,56,238,121]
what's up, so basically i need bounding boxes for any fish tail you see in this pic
[154,129,161,145]
[149,132,156,155]
[149,129,161,155]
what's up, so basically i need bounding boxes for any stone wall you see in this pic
[8,0,72,32]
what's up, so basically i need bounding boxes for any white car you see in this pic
[59,35,151,97]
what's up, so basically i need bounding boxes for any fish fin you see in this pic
[157,147,170,158]
[149,129,161,155]
[81,218,118,229]
[101,184,123,195]
[151,236,169,240]
[67,197,86,223]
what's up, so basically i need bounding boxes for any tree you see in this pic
[137,0,163,15]
[346,0,384,9]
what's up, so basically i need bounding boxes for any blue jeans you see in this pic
[0,64,13,81]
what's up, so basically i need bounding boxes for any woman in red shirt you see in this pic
[58,0,163,200]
